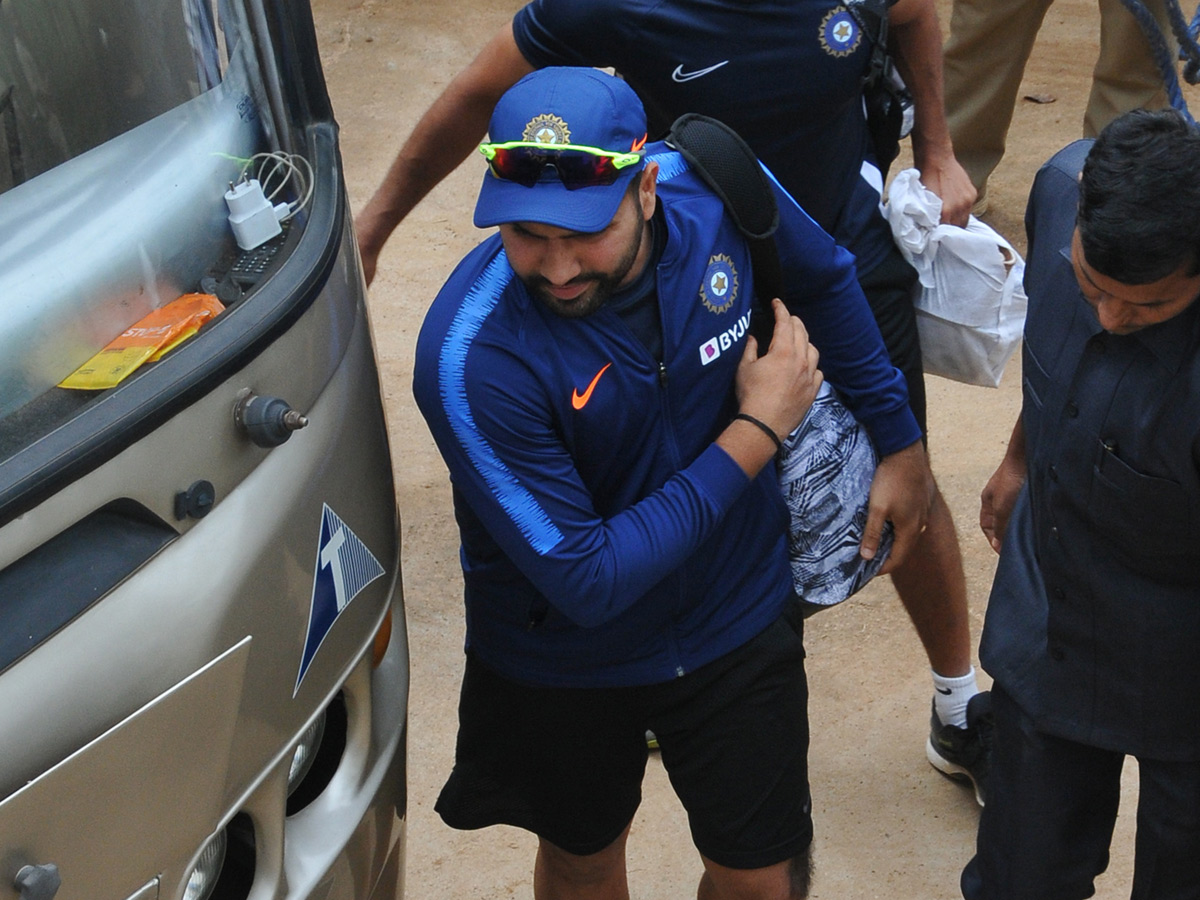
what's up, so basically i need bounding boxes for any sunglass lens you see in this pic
[488,146,546,186]
[554,154,621,190]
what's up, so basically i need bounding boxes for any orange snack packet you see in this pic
[60,292,225,390]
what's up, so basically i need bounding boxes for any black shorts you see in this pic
[859,244,925,437]
[435,611,812,869]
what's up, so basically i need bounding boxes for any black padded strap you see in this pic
[667,113,779,241]
[666,113,782,343]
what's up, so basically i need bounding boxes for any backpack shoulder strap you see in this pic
[846,0,888,47]
[666,113,779,241]
[665,113,782,336]
[846,0,890,88]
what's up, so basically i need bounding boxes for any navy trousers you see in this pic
[962,684,1200,899]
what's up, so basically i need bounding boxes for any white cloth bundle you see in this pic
[885,168,1027,387]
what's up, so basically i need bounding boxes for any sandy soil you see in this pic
[309,1,1199,895]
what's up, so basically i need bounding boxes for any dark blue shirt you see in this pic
[981,140,1200,761]
[512,0,897,276]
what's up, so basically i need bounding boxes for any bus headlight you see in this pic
[183,829,227,900]
[287,710,327,796]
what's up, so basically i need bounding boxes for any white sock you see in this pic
[932,666,978,729]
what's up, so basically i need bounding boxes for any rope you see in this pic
[1163,0,1200,83]
[1116,0,1197,124]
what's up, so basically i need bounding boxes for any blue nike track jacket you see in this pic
[414,146,919,688]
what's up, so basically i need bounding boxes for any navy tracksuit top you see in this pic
[414,147,918,688]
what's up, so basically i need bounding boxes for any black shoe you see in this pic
[926,690,993,807]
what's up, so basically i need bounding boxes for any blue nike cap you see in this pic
[473,67,648,234]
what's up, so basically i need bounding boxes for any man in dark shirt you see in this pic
[356,0,991,803]
[969,108,1200,899]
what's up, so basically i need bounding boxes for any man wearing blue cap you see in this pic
[414,67,929,898]
[364,0,991,804]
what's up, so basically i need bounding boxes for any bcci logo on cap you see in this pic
[700,254,738,314]
[525,113,571,144]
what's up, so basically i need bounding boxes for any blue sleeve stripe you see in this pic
[649,150,689,183]
[438,254,565,556]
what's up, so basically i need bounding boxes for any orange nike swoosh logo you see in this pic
[571,363,613,410]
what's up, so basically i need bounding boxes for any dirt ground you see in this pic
[309,1,1199,896]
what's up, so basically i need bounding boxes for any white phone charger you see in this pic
[225,179,289,250]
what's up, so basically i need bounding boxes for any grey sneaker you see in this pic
[926,690,993,807]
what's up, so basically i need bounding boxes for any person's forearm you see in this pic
[1004,415,1027,471]
[359,127,480,242]
[770,187,921,452]
[355,25,535,270]
[889,0,953,167]
[720,298,825,476]
[888,0,976,223]
[788,267,920,455]
[716,416,786,478]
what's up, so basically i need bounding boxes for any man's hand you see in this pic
[735,299,824,437]
[980,456,1026,554]
[718,299,823,477]
[861,439,934,573]
[979,417,1026,553]
[915,152,976,227]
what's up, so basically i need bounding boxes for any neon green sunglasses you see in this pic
[478,140,644,189]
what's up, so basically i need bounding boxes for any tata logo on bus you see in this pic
[295,504,385,694]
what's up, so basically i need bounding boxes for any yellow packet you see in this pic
[60,293,225,390]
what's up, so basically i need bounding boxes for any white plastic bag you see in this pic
[885,169,1027,388]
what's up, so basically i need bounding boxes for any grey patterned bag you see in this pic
[778,382,893,615]
[665,113,892,613]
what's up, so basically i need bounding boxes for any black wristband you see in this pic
[733,413,782,453]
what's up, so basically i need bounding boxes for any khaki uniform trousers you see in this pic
[943,0,1176,194]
